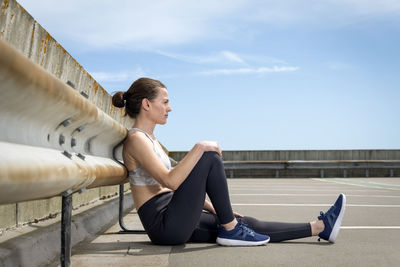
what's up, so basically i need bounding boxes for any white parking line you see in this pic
[231,204,400,207]
[341,226,400,229]
[230,193,400,198]
[313,178,400,191]
[229,188,391,192]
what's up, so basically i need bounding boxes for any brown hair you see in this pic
[112,77,166,118]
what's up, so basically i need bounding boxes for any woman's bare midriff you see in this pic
[130,184,173,211]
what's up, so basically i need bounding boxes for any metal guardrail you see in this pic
[224,160,400,178]
[0,38,136,266]
[0,38,128,204]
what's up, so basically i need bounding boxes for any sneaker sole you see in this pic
[216,236,270,246]
[328,193,346,243]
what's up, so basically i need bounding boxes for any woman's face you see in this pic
[148,87,172,125]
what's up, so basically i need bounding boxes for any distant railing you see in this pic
[224,160,400,178]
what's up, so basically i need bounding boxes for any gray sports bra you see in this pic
[128,128,171,186]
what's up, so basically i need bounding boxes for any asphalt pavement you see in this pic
[51,178,400,267]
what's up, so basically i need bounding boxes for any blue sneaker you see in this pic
[216,219,270,246]
[318,193,346,243]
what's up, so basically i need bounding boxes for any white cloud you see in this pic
[18,0,400,51]
[156,51,219,64]
[18,0,248,50]
[156,50,247,65]
[90,67,146,82]
[221,51,245,64]
[155,50,290,68]
[197,66,299,76]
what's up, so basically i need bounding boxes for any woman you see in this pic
[112,77,346,246]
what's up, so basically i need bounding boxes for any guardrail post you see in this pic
[275,169,279,178]
[118,184,146,234]
[390,169,394,177]
[61,189,73,267]
[343,170,347,178]
[365,169,369,178]
[320,169,324,178]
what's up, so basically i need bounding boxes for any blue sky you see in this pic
[19,0,400,151]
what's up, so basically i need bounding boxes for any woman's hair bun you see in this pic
[112,91,125,108]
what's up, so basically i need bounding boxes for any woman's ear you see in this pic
[142,98,151,111]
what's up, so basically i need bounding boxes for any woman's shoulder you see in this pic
[125,129,153,152]
[127,128,147,141]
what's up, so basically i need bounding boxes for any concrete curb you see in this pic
[0,194,133,267]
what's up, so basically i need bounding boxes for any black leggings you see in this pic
[137,152,311,245]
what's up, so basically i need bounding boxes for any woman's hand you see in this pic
[196,141,222,158]
[204,199,216,214]
[233,211,244,218]
[204,200,243,218]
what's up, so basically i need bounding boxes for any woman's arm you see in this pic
[125,131,222,190]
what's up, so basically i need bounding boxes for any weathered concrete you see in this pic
[0,0,132,124]
[0,204,15,231]
[0,0,133,231]
[17,197,61,226]
[0,192,133,267]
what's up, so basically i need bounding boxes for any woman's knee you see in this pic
[201,151,223,165]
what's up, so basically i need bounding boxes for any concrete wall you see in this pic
[169,149,400,162]
[0,0,133,232]
[170,150,400,178]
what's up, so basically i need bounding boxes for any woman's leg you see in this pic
[158,152,235,244]
[188,211,312,243]
[241,217,311,242]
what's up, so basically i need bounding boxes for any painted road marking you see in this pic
[231,204,400,207]
[341,226,400,229]
[313,178,400,191]
[230,193,400,198]
[229,188,394,192]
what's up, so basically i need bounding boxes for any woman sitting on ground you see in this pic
[112,77,346,246]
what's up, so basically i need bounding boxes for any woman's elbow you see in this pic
[164,181,179,191]
[160,174,179,191]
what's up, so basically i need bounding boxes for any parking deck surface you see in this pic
[54,178,400,266]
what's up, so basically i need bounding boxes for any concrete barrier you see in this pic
[0,0,134,232]
[223,159,400,178]
[170,151,400,178]
[170,150,400,161]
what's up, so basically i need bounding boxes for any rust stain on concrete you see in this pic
[43,33,50,54]
[94,82,99,94]
[55,43,67,54]
[1,30,4,36]
[1,0,9,10]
